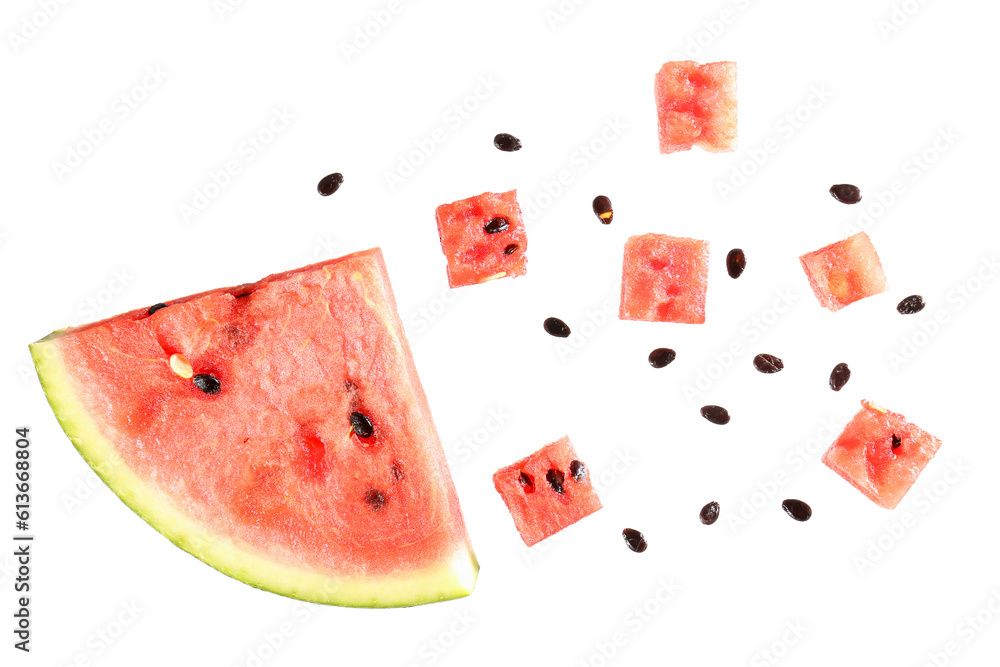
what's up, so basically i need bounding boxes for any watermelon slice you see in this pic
[492,436,602,547]
[799,232,888,311]
[619,233,710,324]
[822,400,942,509]
[435,190,527,288]
[30,249,478,607]
[654,60,737,153]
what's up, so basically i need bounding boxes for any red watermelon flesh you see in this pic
[799,232,888,311]
[435,190,527,288]
[492,437,602,547]
[30,249,478,607]
[619,233,710,324]
[822,400,942,509]
[655,61,737,153]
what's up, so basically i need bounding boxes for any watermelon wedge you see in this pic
[30,249,478,607]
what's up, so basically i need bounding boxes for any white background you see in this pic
[3,1,999,665]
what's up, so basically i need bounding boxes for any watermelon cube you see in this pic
[493,436,602,547]
[799,232,888,311]
[822,400,943,509]
[619,233,709,324]
[435,190,527,288]
[654,61,737,153]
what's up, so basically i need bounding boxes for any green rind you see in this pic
[30,338,479,608]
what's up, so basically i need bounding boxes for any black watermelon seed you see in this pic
[192,373,221,395]
[592,195,613,224]
[317,172,344,196]
[543,317,571,338]
[622,528,647,553]
[503,243,519,256]
[569,460,588,482]
[897,295,925,315]
[648,348,677,368]
[892,434,902,449]
[546,468,565,495]
[484,217,509,234]
[753,353,784,374]
[493,133,522,152]
[782,499,812,521]
[727,248,747,279]
[829,184,862,204]
[234,292,252,299]
[518,471,535,493]
[147,303,168,316]
[700,501,720,525]
[350,411,374,439]
[364,488,387,511]
[829,363,851,391]
[700,405,730,425]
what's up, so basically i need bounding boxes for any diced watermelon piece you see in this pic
[435,190,527,288]
[654,61,737,153]
[493,436,602,547]
[799,232,888,311]
[619,233,710,324]
[822,400,942,509]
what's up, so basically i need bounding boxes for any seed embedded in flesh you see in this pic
[892,434,902,449]
[700,501,720,525]
[518,471,535,493]
[317,172,344,196]
[592,195,613,224]
[546,469,565,494]
[782,499,812,521]
[484,217,509,234]
[543,317,571,338]
[192,373,221,395]
[700,405,730,425]
[350,411,374,438]
[569,460,588,482]
[727,248,747,279]
[753,353,784,374]
[648,348,676,368]
[897,295,925,315]
[829,363,851,391]
[493,133,522,152]
[503,243,519,256]
[622,528,647,553]
[364,488,387,511]
[148,303,168,316]
[169,353,193,379]
[829,184,862,204]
